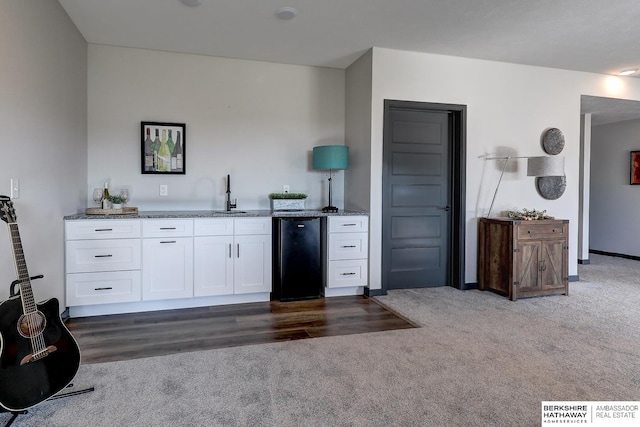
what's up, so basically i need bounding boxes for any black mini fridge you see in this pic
[272,217,322,301]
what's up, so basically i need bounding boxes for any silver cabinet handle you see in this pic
[341,272,356,276]
[342,223,357,227]
[94,228,113,232]
[228,243,232,258]
[237,243,240,258]
[94,254,113,258]
[160,240,176,244]
[341,245,357,248]
[94,287,113,291]
[160,227,176,230]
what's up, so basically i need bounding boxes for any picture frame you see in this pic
[141,121,186,174]
[631,151,640,185]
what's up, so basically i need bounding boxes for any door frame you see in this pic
[382,100,466,291]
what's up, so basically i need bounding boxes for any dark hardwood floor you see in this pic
[66,296,418,364]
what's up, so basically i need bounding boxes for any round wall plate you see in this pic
[536,176,566,200]
[542,128,565,155]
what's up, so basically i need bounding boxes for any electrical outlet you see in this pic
[10,178,19,199]
[283,185,290,193]
[159,184,168,197]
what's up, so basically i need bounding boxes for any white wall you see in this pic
[345,50,372,212]
[0,0,87,304]
[87,45,345,211]
[348,47,640,289]
[590,118,640,257]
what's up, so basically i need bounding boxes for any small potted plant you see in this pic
[108,194,127,209]
[268,192,307,211]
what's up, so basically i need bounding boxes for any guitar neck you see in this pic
[7,222,36,314]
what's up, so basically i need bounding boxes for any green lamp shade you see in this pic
[313,145,349,170]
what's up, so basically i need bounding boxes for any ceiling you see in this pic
[58,0,640,124]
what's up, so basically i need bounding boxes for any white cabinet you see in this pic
[326,216,369,288]
[65,220,142,306]
[233,234,271,294]
[142,220,193,301]
[194,217,271,297]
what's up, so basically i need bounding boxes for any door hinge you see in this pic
[513,281,519,286]
[513,248,520,253]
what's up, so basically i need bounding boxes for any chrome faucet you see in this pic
[226,174,237,211]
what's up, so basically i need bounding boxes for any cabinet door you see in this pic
[194,236,234,296]
[515,241,541,293]
[541,240,566,290]
[142,237,193,300]
[233,234,272,294]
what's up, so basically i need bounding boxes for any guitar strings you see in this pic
[10,223,47,358]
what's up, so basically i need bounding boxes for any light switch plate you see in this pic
[283,185,290,193]
[10,178,19,199]
[159,184,168,197]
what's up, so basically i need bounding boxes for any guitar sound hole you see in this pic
[17,311,47,338]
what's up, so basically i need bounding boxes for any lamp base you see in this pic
[321,206,339,213]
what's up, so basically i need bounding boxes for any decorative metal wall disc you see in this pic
[542,128,565,155]
[536,176,566,200]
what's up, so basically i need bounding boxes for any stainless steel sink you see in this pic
[213,210,247,214]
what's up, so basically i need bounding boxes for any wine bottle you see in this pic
[167,129,175,154]
[102,182,110,209]
[152,129,160,171]
[144,128,154,171]
[175,131,183,171]
[158,130,171,172]
[168,130,177,170]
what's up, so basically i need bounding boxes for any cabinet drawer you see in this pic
[65,220,141,240]
[327,259,368,288]
[328,232,368,260]
[194,218,234,236]
[328,216,368,233]
[516,223,567,240]
[66,271,141,306]
[142,219,193,237]
[67,271,142,306]
[66,239,141,273]
[234,217,271,235]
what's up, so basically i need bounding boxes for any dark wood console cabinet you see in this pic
[478,217,569,301]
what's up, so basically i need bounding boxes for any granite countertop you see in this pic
[64,209,368,220]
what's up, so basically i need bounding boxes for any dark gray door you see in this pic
[383,106,451,289]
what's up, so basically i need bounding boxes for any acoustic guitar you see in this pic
[0,196,80,412]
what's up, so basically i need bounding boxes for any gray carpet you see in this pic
[5,254,639,426]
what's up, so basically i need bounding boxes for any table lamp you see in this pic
[313,145,349,212]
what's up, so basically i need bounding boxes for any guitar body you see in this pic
[0,296,80,411]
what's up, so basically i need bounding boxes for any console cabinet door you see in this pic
[233,234,272,294]
[142,237,193,300]
[194,236,234,296]
[541,240,566,291]
[515,241,541,293]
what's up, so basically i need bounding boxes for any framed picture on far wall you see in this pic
[631,150,640,185]
[141,121,185,174]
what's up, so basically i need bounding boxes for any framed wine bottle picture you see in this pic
[141,121,186,174]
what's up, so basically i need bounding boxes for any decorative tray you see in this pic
[85,207,138,215]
